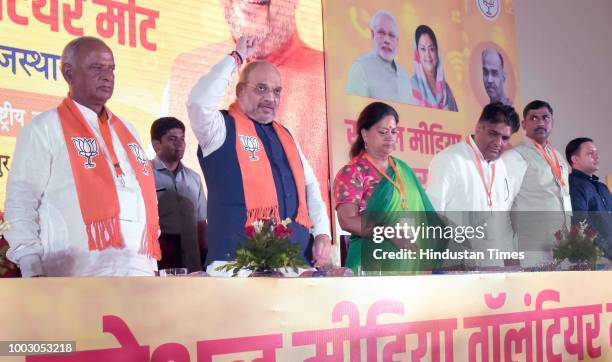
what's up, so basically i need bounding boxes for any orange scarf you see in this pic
[229,102,312,228]
[57,98,160,259]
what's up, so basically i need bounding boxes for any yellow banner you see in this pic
[324,0,521,188]
[0,272,610,361]
[0,0,326,207]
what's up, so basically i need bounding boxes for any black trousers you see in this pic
[157,233,182,270]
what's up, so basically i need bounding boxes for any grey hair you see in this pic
[370,10,398,32]
[61,36,107,67]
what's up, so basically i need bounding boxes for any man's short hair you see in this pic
[522,100,553,119]
[370,10,397,31]
[150,117,185,142]
[478,102,520,133]
[565,137,593,167]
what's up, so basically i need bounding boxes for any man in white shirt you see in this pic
[166,0,329,218]
[346,10,413,104]
[427,102,520,268]
[187,36,331,267]
[428,102,519,212]
[502,100,572,268]
[4,37,160,277]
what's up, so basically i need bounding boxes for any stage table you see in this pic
[0,271,610,361]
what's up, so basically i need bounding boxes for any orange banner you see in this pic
[0,0,327,210]
[324,0,521,189]
[0,272,611,361]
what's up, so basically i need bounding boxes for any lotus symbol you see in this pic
[478,0,500,18]
[128,143,149,175]
[239,135,261,161]
[72,137,99,168]
[482,0,495,15]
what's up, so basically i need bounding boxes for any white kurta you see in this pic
[427,137,512,212]
[427,137,515,267]
[4,101,156,277]
[346,51,414,104]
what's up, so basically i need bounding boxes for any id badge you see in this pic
[117,187,139,222]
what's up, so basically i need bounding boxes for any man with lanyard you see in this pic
[4,37,160,276]
[427,102,520,269]
[187,36,331,269]
[502,100,572,269]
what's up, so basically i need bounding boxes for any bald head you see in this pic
[482,47,506,103]
[61,36,115,115]
[238,61,281,85]
[236,61,282,124]
[61,36,111,69]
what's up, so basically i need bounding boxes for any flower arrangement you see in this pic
[0,210,18,277]
[216,218,308,276]
[552,220,603,267]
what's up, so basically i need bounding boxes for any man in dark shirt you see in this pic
[565,137,612,259]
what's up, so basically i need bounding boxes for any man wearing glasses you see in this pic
[187,37,331,269]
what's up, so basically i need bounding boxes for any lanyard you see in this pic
[98,110,125,183]
[533,141,565,187]
[466,136,496,207]
[364,152,407,209]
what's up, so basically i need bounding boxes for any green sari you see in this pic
[346,157,446,274]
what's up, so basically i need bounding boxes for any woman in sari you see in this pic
[410,25,458,112]
[334,102,444,274]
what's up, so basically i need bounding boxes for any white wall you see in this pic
[515,0,612,179]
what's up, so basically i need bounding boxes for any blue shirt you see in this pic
[569,170,611,212]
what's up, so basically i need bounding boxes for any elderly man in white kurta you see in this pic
[4,37,160,277]
[427,102,520,268]
[502,100,571,269]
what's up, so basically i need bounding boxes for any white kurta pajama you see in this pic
[427,136,515,267]
[4,101,157,277]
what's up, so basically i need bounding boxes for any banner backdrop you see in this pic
[0,272,611,361]
[324,0,521,189]
[0,0,327,207]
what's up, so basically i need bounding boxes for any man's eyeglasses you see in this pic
[242,83,282,98]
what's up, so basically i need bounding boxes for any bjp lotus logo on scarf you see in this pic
[128,143,149,176]
[72,137,99,169]
[239,135,261,161]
